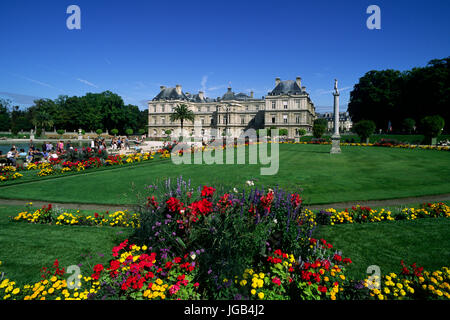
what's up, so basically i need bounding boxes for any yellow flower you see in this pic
[257,292,264,299]
[12,288,20,295]
[250,289,256,295]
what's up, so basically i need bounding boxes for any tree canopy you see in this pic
[0,91,147,134]
[348,57,450,133]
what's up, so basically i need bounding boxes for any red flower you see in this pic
[93,264,104,273]
[201,185,216,198]
[272,277,281,286]
[318,285,327,293]
[333,254,342,262]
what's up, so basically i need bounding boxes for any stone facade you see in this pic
[317,112,353,133]
[147,77,316,139]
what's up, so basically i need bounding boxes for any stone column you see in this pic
[330,79,341,154]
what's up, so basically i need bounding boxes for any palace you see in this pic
[147,77,316,139]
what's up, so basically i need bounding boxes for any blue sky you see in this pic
[0,0,449,112]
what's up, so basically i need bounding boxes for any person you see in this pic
[29,140,35,151]
[49,151,58,160]
[6,148,17,166]
[18,148,27,157]
[27,148,34,162]
[91,139,95,149]
[125,137,129,150]
[66,140,73,151]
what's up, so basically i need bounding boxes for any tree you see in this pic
[111,129,119,136]
[125,128,134,136]
[0,98,11,131]
[96,129,103,136]
[312,119,327,138]
[352,120,376,143]
[420,115,445,145]
[169,104,195,136]
[402,118,416,134]
[279,128,288,136]
[297,128,307,137]
[57,129,65,138]
[348,69,403,131]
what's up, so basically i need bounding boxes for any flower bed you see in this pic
[3,181,450,300]
[365,261,450,300]
[11,204,140,228]
[314,203,450,225]
[0,166,23,181]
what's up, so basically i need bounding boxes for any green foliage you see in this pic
[313,119,327,138]
[348,57,450,132]
[279,128,288,136]
[56,129,65,136]
[297,128,307,136]
[420,115,445,138]
[138,128,146,135]
[170,104,195,131]
[111,128,119,136]
[402,118,416,133]
[352,120,376,141]
[125,128,133,136]
[96,129,103,136]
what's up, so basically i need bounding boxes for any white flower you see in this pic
[190,253,196,260]
[246,180,254,186]
[273,219,278,224]
[233,188,238,193]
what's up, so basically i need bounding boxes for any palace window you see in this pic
[283,114,288,123]
[295,114,300,124]
[161,117,165,124]
[271,101,276,109]
[271,114,276,124]
[241,116,245,124]
[283,101,288,109]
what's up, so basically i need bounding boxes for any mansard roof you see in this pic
[268,80,304,96]
[152,87,188,101]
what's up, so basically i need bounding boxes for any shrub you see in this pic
[420,115,445,144]
[96,129,103,136]
[313,119,327,138]
[125,128,134,136]
[352,120,376,142]
[111,129,119,136]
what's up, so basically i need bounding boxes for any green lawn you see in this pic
[1,144,450,205]
[1,201,448,287]
[1,144,449,205]
[313,218,450,281]
[0,204,132,286]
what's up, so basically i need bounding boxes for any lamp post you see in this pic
[330,79,341,154]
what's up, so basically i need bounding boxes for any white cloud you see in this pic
[77,78,99,88]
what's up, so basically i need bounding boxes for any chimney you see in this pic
[198,91,204,100]
[275,77,281,86]
[160,85,166,91]
[175,84,182,95]
[302,86,306,92]
[250,91,254,98]
[296,77,302,88]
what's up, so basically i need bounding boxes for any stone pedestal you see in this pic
[330,134,341,153]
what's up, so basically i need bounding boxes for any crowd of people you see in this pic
[0,135,145,168]
[0,140,72,167]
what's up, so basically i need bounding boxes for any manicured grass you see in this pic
[0,204,132,286]
[313,218,450,281]
[1,144,450,205]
